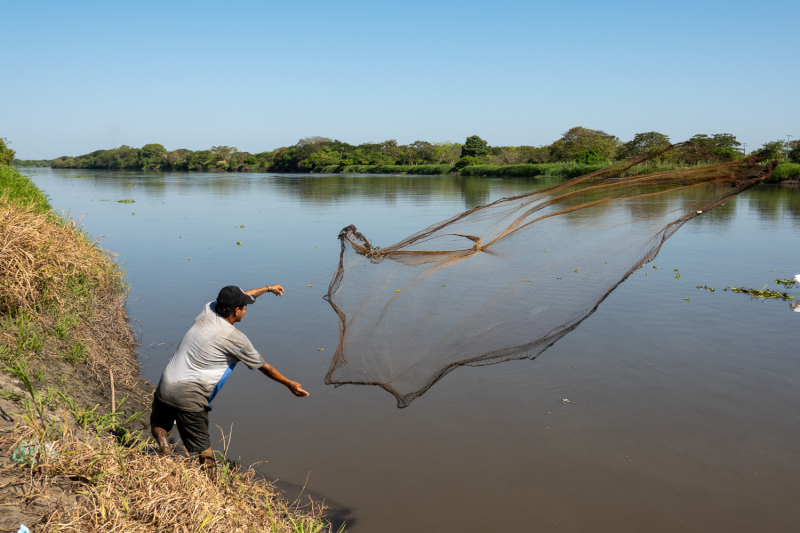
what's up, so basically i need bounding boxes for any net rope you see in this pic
[323,144,778,407]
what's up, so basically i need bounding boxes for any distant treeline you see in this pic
[10,128,800,182]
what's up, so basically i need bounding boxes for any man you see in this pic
[151,284,308,464]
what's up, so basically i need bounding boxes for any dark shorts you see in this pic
[150,396,211,454]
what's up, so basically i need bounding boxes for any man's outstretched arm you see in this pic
[244,285,284,298]
[259,362,309,397]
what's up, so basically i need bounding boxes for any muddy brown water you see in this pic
[22,168,800,532]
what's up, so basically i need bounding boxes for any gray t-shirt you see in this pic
[155,302,265,412]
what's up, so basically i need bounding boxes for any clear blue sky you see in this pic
[4,0,798,159]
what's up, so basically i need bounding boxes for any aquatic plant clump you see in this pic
[727,286,795,301]
[324,144,778,407]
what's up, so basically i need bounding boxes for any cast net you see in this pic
[324,145,777,407]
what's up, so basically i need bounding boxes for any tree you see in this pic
[164,150,190,171]
[380,139,401,159]
[211,146,238,163]
[408,141,436,165]
[753,140,787,161]
[492,147,527,165]
[0,138,16,166]
[575,149,607,164]
[305,148,343,169]
[460,135,489,158]
[432,142,463,165]
[516,145,550,164]
[186,150,215,170]
[688,134,741,160]
[788,141,800,164]
[140,143,166,159]
[617,132,671,159]
[549,127,619,161]
[138,143,166,170]
[297,136,333,149]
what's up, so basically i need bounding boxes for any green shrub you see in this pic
[575,149,608,164]
[359,165,452,175]
[341,165,377,173]
[0,165,52,212]
[789,144,800,164]
[497,164,551,177]
[459,164,551,177]
[458,165,503,176]
[456,162,607,179]
[770,163,800,182]
[552,164,606,179]
[453,157,484,171]
[401,164,451,175]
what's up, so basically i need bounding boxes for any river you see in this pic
[21,168,800,532]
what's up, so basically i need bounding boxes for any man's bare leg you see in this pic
[152,426,170,455]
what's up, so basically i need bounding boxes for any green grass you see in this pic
[458,164,548,177]
[326,164,453,175]
[0,164,52,211]
[117,199,135,203]
[372,164,451,175]
[769,163,800,183]
[458,162,607,179]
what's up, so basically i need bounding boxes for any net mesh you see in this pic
[324,145,778,407]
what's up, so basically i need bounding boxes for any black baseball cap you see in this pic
[216,286,256,308]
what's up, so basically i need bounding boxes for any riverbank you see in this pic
[0,165,339,532]
[17,158,798,183]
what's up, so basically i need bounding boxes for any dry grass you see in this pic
[2,417,336,533]
[0,197,117,313]
[0,196,142,397]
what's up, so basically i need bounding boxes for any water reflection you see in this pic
[269,174,536,209]
[40,169,800,226]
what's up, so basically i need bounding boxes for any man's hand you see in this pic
[259,363,309,397]
[288,381,309,397]
[244,285,284,299]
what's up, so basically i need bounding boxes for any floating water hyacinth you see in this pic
[728,286,795,301]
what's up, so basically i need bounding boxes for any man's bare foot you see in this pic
[152,426,171,455]
[199,448,214,466]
